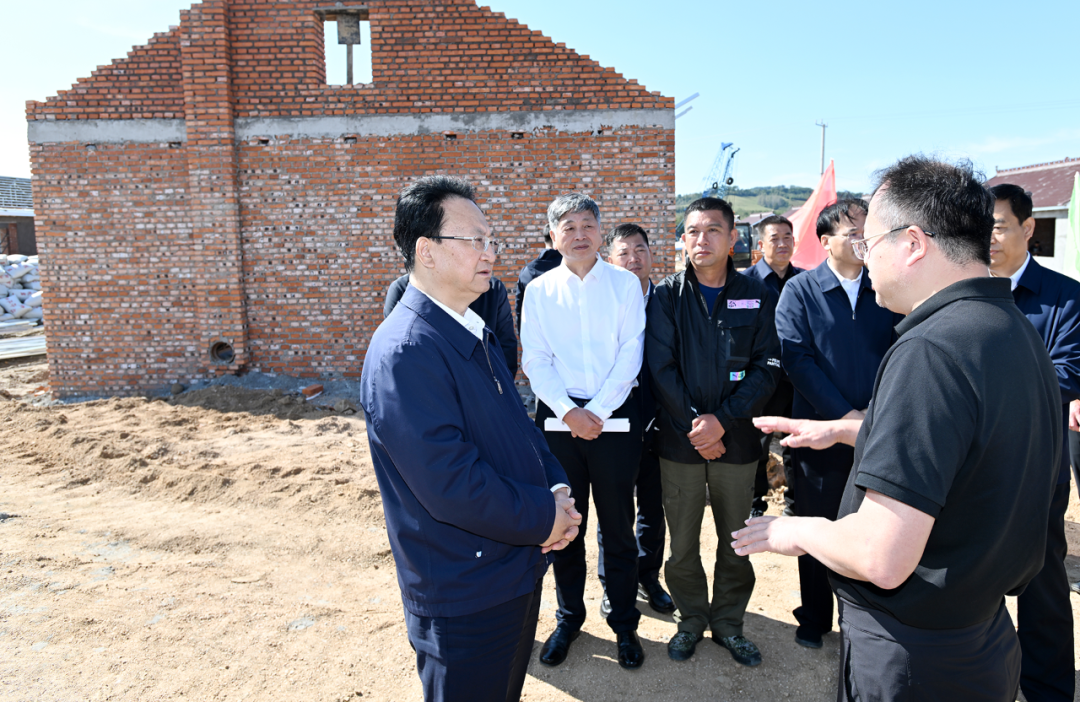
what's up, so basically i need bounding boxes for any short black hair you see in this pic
[989,183,1034,223]
[684,197,735,229]
[816,199,868,238]
[872,156,993,266]
[604,223,650,249]
[393,176,477,272]
[755,215,793,238]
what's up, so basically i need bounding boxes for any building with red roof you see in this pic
[985,157,1079,277]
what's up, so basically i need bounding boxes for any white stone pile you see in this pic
[0,255,43,324]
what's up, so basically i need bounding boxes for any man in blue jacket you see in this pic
[360,176,581,702]
[775,199,901,649]
[989,184,1080,702]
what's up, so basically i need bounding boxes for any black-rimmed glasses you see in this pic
[852,225,936,261]
[433,235,502,256]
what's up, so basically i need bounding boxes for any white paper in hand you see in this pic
[544,418,631,433]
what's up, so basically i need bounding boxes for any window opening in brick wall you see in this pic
[1030,217,1056,257]
[317,6,372,85]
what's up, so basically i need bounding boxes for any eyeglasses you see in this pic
[851,225,936,261]
[433,235,502,256]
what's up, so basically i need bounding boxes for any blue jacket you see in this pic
[360,286,568,618]
[776,261,902,423]
[1012,257,1080,484]
[383,273,518,377]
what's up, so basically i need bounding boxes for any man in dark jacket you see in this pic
[360,176,580,702]
[989,184,1080,702]
[646,197,780,666]
[774,199,902,649]
[596,223,675,618]
[384,273,518,376]
[742,214,804,517]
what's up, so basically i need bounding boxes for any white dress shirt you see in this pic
[1006,253,1032,291]
[827,259,864,312]
[415,284,570,495]
[520,256,646,422]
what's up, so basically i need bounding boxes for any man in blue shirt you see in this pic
[742,215,804,518]
[360,176,581,702]
[774,199,901,649]
[989,184,1080,702]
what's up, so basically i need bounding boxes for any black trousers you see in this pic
[1018,480,1074,702]
[837,598,1020,702]
[753,380,795,513]
[404,577,543,702]
[537,395,642,634]
[596,439,666,587]
[793,443,853,636]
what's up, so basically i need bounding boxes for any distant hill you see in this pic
[674,186,864,227]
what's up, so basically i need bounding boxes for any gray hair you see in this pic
[547,192,601,231]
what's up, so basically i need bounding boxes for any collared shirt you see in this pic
[417,286,570,494]
[1004,253,1032,291]
[418,288,487,340]
[827,259,864,312]
[743,258,804,301]
[384,274,519,376]
[521,255,646,421]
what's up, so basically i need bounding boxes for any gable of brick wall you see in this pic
[27,0,675,398]
[28,1,671,121]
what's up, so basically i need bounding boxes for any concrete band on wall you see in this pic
[27,108,674,145]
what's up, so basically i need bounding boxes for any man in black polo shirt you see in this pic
[733,156,1061,701]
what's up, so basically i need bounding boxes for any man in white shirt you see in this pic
[773,199,901,649]
[521,193,648,670]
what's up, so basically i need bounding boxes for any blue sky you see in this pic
[3,0,1078,195]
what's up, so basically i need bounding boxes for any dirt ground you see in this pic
[2,356,1080,701]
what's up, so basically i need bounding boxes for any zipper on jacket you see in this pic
[482,335,503,395]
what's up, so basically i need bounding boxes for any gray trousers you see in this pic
[659,457,756,638]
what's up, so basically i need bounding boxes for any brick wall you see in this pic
[27,0,675,398]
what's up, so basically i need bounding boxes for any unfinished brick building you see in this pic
[27,0,675,398]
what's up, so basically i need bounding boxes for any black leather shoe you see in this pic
[794,625,823,649]
[616,630,644,669]
[600,592,611,618]
[637,581,675,614]
[539,624,580,667]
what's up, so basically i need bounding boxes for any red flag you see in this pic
[789,161,837,270]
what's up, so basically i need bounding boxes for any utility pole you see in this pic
[815,120,828,175]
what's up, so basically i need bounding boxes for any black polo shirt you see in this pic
[830,277,1061,630]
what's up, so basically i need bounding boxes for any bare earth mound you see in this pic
[1,359,1078,701]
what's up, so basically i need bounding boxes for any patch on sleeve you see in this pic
[729,371,746,381]
[767,358,781,368]
[728,299,761,309]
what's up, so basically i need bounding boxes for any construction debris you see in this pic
[0,255,43,324]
